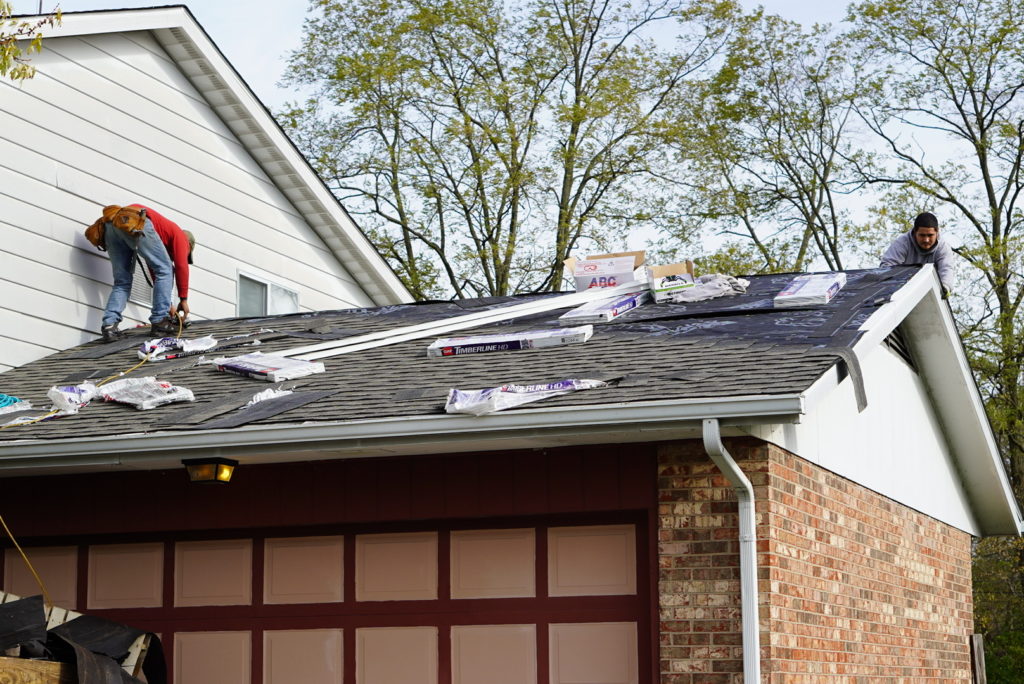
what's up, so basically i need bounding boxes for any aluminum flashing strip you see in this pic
[280,281,647,361]
[823,347,867,412]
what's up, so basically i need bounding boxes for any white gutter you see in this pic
[282,281,647,360]
[702,418,761,683]
[0,394,805,469]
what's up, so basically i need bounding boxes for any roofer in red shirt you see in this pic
[99,203,195,342]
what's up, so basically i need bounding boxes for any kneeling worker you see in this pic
[879,211,954,295]
[99,204,194,342]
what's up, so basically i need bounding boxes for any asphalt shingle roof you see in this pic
[0,268,917,443]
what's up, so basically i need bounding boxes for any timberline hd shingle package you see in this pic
[426,326,594,357]
[558,291,651,324]
[214,352,326,381]
[773,272,848,308]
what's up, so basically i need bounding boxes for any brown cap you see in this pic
[184,230,195,264]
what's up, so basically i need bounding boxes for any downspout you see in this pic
[702,418,761,682]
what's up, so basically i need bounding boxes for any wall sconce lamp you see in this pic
[182,457,238,483]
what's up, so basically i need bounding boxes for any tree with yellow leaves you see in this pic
[0,2,60,82]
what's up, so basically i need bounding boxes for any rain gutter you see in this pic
[702,417,761,683]
[0,394,805,469]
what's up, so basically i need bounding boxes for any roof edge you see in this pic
[0,393,805,474]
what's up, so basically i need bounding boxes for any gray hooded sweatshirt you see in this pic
[880,230,955,292]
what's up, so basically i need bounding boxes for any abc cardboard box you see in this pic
[564,251,646,291]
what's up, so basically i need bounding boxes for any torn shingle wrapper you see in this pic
[47,383,98,414]
[100,377,195,410]
[245,388,294,407]
[446,379,606,415]
[668,274,749,303]
[0,396,31,415]
[426,325,594,357]
[215,351,325,381]
[139,335,218,360]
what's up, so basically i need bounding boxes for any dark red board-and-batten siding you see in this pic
[0,444,659,684]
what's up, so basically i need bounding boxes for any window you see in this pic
[238,274,299,317]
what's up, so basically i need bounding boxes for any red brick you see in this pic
[657,439,973,682]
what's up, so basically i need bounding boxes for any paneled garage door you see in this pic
[2,517,652,683]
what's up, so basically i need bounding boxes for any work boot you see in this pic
[100,323,124,343]
[150,317,178,336]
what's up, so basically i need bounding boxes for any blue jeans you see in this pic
[101,218,173,326]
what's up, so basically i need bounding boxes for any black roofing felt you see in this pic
[0,267,918,443]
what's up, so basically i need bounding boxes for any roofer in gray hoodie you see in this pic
[880,212,955,295]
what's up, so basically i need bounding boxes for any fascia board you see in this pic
[33,7,411,306]
[842,265,1022,536]
[14,7,188,37]
[0,394,804,471]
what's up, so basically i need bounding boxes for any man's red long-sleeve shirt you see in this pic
[130,204,190,299]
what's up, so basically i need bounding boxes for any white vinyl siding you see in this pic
[0,30,377,371]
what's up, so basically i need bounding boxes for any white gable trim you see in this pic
[24,6,409,306]
[790,265,1023,536]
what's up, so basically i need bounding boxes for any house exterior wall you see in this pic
[0,30,378,372]
[658,438,974,683]
[0,437,976,682]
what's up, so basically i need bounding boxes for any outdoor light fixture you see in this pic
[182,457,238,483]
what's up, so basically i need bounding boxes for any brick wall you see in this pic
[658,438,974,683]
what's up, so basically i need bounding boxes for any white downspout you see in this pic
[702,418,761,682]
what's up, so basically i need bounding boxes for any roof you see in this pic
[1,266,1019,535]
[0,265,927,452]
[0,268,906,441]
[17,5,410,306]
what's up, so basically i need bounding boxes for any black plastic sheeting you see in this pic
[595,268,907,345]
[0,604,167,684]
[0,594,45,651]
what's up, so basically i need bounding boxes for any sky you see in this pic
[10,0,850,113]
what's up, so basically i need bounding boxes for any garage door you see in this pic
[2,517,651,684]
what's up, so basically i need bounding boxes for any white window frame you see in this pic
[236,270,300,317]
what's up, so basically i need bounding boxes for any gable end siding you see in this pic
[0,30,376,372]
